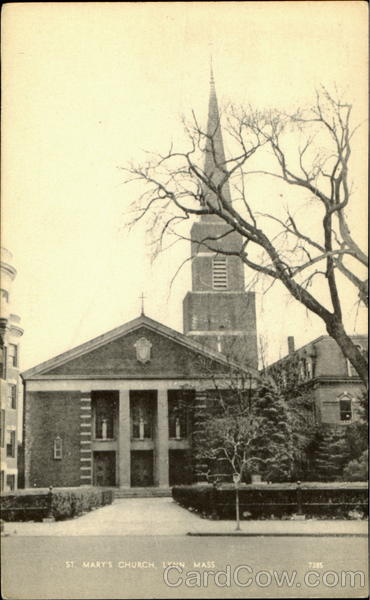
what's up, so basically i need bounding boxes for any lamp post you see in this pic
[233,472,241,531]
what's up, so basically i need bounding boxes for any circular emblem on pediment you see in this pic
[134,337,152,364]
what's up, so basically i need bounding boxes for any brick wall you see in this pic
[183,292,258,369]
[314,336,368,378]
[44,327,228,379]
[24,391,80,487]
[314,383,364,425]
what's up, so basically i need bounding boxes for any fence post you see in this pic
[296,480,303,515]
[47,486,54,520]
[211,479,219,519]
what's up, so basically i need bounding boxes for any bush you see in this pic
[343,450,368,482]
[172,485,213,517]
[1,487,113,522]
[1,492,50,522]
[172,483,368,520]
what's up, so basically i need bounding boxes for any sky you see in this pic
[2,1,368,371]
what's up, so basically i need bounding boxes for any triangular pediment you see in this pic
[22,315,254,380]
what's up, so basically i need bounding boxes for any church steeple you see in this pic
[202,66,231,216]
[182,67,258,370]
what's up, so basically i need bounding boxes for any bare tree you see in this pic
[125,87,368,385]
[198,366,294,483]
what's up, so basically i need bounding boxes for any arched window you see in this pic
[54,436,63,459]
[338,393,352,422]
[212,256,228,290]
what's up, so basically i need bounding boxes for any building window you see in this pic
[339,394,352,422]
[306,357,314,379]
[0,470,4,492]
[8,384,17,409]
[53,436,63,460]
[8,344,18,368]
[212,256,228,290]
[168,398,188,439]
[0,409,5,447]
[6,474,15,491]
[6,430,16,457]
[0,289,9,302]
[132,405,152,439]
[298,359,306,381]
[93,398,116,440]
[0,346,7,379]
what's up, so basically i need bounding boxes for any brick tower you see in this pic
[183,70,258,370]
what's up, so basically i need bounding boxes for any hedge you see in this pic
[172,482,368,520]
[1,487,113,522]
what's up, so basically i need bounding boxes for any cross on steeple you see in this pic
[139,292,146,315]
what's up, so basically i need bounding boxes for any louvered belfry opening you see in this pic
[212,256,228,289]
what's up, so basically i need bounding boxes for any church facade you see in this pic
[22,315,257,489]
[21,76,258,489]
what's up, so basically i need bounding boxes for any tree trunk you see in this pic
[326,318,368,387]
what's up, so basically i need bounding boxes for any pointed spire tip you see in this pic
[209,54,215,87]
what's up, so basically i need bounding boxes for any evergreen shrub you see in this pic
[1,487,113,522]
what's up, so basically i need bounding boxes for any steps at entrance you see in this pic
[114,487,172,499]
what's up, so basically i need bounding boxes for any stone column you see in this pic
[119,390,131,487]
[156,389,169,487]
[79,393,93,485]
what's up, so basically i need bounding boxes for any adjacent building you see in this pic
[266,334,368,425]
[1,247,24,491]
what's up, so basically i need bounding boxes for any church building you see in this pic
[21,75,258,490]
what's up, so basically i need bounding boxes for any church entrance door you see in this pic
[130,451,154,487]
[93,451,116,486]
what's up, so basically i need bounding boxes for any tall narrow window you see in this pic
[6,474,15,491]
[132,404,152,439]
[212,257,228,289]
[0,410,5,447]
[0,347,7,380]
[306,357,314,379]
[6,430,16,458]
[168,398,188,439]
[54,436,63,460]
[8,344,18,368]
[8,384,17,409]
[92,393,117,440]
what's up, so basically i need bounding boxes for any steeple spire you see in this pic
[202,64,231,218]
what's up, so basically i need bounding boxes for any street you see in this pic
[2,534,368,599]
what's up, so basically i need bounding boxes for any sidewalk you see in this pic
[187,519,368,537]
[2,497,368,537]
